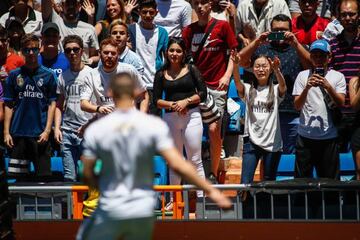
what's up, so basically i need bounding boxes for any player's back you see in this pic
[82,108,172,219]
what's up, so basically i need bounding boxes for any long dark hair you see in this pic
[248,55,275,112]
[162,37,187,70]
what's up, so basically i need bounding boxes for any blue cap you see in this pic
[310,39,331,53]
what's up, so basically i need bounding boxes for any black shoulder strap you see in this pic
[193,19,218,62]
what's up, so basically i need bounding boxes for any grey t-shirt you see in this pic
[292,69,346,140]
[57,65,94,132]
[82,108,174,219]
[49,10,99,64]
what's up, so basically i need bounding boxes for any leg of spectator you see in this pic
[61,130,77,182]
[208,119,222,177]
[7,137,30,181]
[294,135,314,178]
[34,138,52,181]
[263,150,282,181]
[351,127,360,180]
[280,112,299,154]
[316,138,340,179]
[241,140,260,184]
[183,108,205,196]
[163,112,184,186]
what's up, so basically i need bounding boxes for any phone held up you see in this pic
[267,32,285,41]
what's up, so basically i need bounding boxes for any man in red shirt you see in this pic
[0,25,24,82]
[182,0,237,183]
[292,0,329,46]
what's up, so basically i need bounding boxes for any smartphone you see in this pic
[267,32,285,41]
[314,67,325,77]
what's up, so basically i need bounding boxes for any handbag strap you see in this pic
[307,69,335,110]
[193,19,218,63]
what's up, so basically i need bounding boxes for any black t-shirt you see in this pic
[153,65,207,110]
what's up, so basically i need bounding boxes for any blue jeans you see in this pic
[241,139,281,184]
[61,129,83,182]
[280,112,299,154]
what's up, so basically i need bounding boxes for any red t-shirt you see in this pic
[292,15,329,46]
[4,53,25,73]
[182,19,238,88]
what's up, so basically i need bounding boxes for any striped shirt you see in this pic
[329,33,360,111]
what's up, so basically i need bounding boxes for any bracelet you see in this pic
[96,106,100,112]
[186,97,192,104]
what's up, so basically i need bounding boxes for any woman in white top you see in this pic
[232,52,287,183]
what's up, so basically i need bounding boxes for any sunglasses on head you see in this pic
[22,47,40,55]
[64,47,81,54]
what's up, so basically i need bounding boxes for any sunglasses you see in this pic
[22,47,40,55]
[64,47,81,54]
[140,9,157,15]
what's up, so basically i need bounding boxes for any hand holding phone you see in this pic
[267,32,285,41]
[314,67,325,77]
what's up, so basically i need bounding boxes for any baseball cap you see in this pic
[5,16,23,30]
[310,39,331,53]
[41,22,60,35]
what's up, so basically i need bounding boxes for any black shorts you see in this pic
[7,137,51,180]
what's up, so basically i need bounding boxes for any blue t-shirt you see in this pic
[4,65,58,137]
[38,52,70,77]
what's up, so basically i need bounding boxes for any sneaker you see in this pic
[164,201,173,211]
[208,172,218,184]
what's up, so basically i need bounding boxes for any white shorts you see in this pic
[76,212,154,240]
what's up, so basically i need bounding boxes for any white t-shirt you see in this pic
[82,108,174,219]
[244,83,284,152]
[135,24,158,89]
[57,65,94,132]
[80,63,146,108]
[0,10,43,36]
[50,10,99,64]
[292,69,346,140]
[154,0,192,37]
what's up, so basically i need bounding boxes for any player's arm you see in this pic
[81,156,98,189]
[160,147,232,209]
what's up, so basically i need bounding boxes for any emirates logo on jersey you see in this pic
[16,74,24,87]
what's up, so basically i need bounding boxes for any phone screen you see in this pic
[314,68,325,77]
[268,32,285,41]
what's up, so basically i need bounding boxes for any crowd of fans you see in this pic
[0,0,359,198]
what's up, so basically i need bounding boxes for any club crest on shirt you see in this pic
[37,78,44,87]
[16,74,24,87]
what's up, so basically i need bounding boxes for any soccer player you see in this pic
[76,72,231,240]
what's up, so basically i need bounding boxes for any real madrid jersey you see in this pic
[4,65,58,137]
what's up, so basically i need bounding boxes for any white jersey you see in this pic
[154,0,192,37]
[244,83,284,152]
[57,65,94,132]
[82,108,174,219]
[292,69,346,140]
[80,63,146,108]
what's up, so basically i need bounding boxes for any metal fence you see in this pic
[8,180,360,222]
